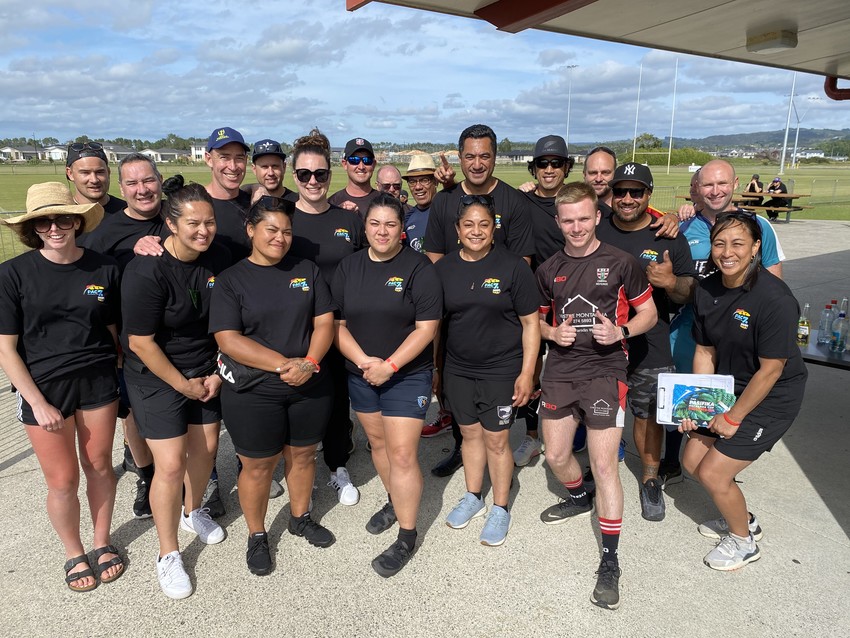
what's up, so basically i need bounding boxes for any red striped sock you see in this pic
[599,517,622,560]
[563,479,589,507]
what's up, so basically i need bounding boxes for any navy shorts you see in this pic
[348,370,432,420]
[442,371,516,432]
[17,365,119,426]
[221,374,333,458]
[540,376,627,429]
[124,368,221,440]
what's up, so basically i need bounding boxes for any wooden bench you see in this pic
[740,204,814,223]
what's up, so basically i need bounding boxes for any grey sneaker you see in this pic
[366,501,397,535]
[590,559,621,610]
[445,492,486,529]
[698,512,763,541]
[540,498,593,525]
[704,534,761,571]
[512,435,543,467]
[639,478,666,522]
[180,507,226,544]
[479,507,511,546]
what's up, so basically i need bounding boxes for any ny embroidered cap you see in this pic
[206,127,250,153]
[609,162,654,191]
[533,135,569,159]
[343,137,374,158]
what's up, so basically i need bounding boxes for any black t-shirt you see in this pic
[693,270,807,418]
[209,255,335,393]
[79,210,165,272]
[328,188,379,218]
[0,249,120,383]
[332,247,443,376]
[423,180,535,258]
[103,195,127,216]
[536,243,653,382]
[596,212,696,370]
[288,205,366,284]
[434,246,539,380]
[211,191,252,262]
[521,191,562,270]
[121,243,231,372]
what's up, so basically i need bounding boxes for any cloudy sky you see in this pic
[1,0,848,147]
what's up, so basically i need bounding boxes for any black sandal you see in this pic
[93,545,125,584]
[64,555,97,592]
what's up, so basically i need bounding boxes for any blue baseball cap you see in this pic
[206,127,249,152]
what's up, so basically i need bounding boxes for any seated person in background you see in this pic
[745,174,763,206]
[764,177,789,222]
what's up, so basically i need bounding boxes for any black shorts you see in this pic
[348,370,432,420]
[17,365,119,426]
[221,373,333,458]
[705,410,795,462]
[442,371,516,432]
[117,367,131,419]
[626,365,674,419]
[125,368,222,440]
[539,376,627,428]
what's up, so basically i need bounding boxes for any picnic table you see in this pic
[675,193,813,223]
[800,330,850,371]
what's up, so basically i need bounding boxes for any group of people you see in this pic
[0,123,806,610]
[744,173,791,221]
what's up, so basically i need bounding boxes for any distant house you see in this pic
[0,145,39,161]
[41,145,67,162]
[190,145,206,161]
[497,150,533,164]
[141,147,186,163]
[102,144,136,163]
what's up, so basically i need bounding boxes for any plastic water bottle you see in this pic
[796,303,810,346]
[829,297,848,353]
[817,304,835,344]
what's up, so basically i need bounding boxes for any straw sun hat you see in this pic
[1,182,104,232]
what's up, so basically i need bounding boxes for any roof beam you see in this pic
[346,0,372,10]
[474,0,598,34]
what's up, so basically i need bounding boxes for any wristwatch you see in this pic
[620,325,630,339]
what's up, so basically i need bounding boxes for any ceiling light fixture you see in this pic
[746,30,798,54]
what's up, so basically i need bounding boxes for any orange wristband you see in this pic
[722,412,741,427]
[386,358,399,372]
[304,356,320,373]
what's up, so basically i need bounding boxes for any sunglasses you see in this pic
[534,158,566,170]
[294,168,331,184]
[346,156,375,166]
[612,187,647,199]
[68,142,104,152]
[459,194,495,208]
[34,215,77,232]
[379,182,402,191]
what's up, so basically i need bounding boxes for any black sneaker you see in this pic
[288,513,335,548]
[202,479,226,519]
[582,466,596,495]
[366,501,397,535]
[540,498,593,525]
[659,461,683,489]
[246,532,272,576]
[133,478,152,519]
[371,540,414,578]
[590,559,622,610]
[122,443,138,475]
[431,447,463,478]
[639,478,666,522]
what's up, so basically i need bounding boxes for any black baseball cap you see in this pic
[533,135,568,159]
[66,142,108,168]
[609,162,654,191]
[344,137,374,157]
[252,139,286,162]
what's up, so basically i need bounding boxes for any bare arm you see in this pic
[361,319,440,387]
[0,334,64,430]
[128,334,208,400]
[513,312,541,407]
[278,312,334,387]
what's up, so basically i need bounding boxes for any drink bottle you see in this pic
[817,304,834,344]
[796,303,810,346]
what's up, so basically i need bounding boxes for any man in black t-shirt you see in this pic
[596,162,696,523]
[66,141,126,215]
[328,138,379,216]
[242,139,299,205]
[765,177,789,222]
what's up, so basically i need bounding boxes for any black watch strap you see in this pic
[621,325,630,339]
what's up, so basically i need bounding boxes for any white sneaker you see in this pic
[329,467,360,506]
[156,551,193,599]
[513,435,544,466]
[180,507,226,544]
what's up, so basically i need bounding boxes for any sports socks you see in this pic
[599,517,622,562]
[564,477,590,507]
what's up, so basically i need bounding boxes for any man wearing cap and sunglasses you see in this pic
[329,138,379,217]
[66,141,126,216]
[242,139,299,205]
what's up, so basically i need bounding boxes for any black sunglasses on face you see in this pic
[294,168,330,184]
[612,187,647,199]
[346,156,374,166]
[34,215,76,232]
[534,158,566,170]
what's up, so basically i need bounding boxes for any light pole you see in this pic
[778,71,796,175]
[791,96,821,168]
[632,62,643,162]
[565,64,579,148]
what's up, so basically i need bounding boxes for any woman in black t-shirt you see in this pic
[287,129,365,507]
[333,193,442,578]
[210,196,336,576]
[0,182,123,592]
[434,195,540,547]
[680,212,807,572]
[122,177,228,599]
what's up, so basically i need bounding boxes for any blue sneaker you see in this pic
[618,439,626,462]
[479,506,511,546]
[445,492,486,529]
[572,424,587,453]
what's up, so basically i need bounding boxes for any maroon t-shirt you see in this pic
[536,242,652,382]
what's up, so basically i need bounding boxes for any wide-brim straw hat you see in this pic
[403,154,437,179]
[1,182,104,231]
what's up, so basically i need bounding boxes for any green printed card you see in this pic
[656,373,736,430]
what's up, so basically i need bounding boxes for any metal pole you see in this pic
[791,102,802,169]
[632,63,643,162]
[565,65,578,147]
[666,58,679,175]
[778,71,796,175]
